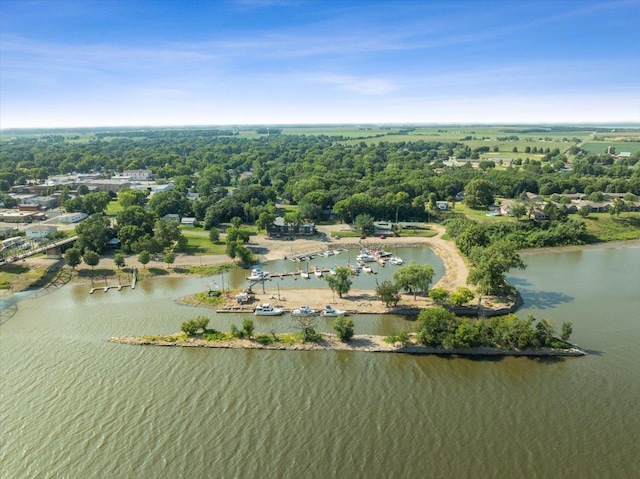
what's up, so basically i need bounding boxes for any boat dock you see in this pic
[90,268,137,294]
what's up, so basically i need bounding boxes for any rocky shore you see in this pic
[108,334,587,357]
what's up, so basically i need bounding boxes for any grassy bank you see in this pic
[583,213,640,242]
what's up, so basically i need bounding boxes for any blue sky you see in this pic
[1,0,639,128]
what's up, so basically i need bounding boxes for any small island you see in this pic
[108,307,586,358]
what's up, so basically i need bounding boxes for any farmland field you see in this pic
[581,141,640,155]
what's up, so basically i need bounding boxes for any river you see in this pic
[1,245,638,478]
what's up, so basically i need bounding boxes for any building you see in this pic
[0,210,41,223]
[267,217,316,238]
[58,212,88,223]
[25,224,58,239]
[123,169,154,181]
[181,217,197,226]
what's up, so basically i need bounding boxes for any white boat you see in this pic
[329,268,337,275]
[301,270,310,279]
[314,268,323,278]
[254,303,284,316]
[389,256,403,265]
[362,265,373,273]
[356,250,375,262]
[321,305,347,317]
[376,250,392,259]
[247,267,269,281]
[291,305,317,317]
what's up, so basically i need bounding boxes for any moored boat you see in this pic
[254,303,284,316]
[356,250,375,262]
[291,305,317,317]
[320,305,347,317]
[389,256,403,265]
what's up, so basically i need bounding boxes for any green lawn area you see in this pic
[180,226,225,254]
[582,213,640,242]
[105,200,124,216]
[455,203,516,223]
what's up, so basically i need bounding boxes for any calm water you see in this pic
[1,246,639,478]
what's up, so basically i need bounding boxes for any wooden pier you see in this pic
[90,268,137,294]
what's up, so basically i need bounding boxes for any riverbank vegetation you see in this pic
[387,307,574,350]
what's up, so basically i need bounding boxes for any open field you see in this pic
[581,141,640,155]
[582,213,640,242]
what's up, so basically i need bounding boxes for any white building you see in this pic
[25,224,58,239]
[58,212,88,224]
[123,169,153,181]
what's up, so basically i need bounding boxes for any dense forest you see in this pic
[1,131,639,228]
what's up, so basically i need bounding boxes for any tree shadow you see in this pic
[147,267,169,276]
[518,288,574,309]
[0,264,29,275]
[506,276,532,288]
[77,268,116,278]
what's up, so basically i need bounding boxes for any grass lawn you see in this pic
[180,230,226,255]
[582,213,640,242]
[455,203,517,223]
[105,200,124,216]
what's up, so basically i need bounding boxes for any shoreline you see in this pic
[107,333,587,357]
[520,238,640,256]
[176,289,522,317]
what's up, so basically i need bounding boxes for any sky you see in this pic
[1,0,639,128]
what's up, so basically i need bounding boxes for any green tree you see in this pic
[354,213,375,236]
[75,214,112,253]
[181,316,209,336]
[467,241,526,295]
[113,252,125,269]
[449,286,474,306]
[464,178,494,209]
[208,227,220,243]
[333,316,354,342]
[255,210,276,232]
[138,250,150,268]
[416,307,460,347]
[325,267,352,299]
[578,205,591,218]
[393,263,435,300]
[235,244,254,267]
[512,203,527,221]
[610,199,625,218]
[82,250,100,270]
[64,248,82,270]
[230,216,242,228]
[375,280,401,307]
[429,286,450,304]
[242,318,255,339]
[560,321,573,342]
[118,189,147,209]
[164,251,175,268]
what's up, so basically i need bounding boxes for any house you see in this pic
[524,192,543,202]
[25,224,57,239]
[436,201,450,211]
[0,226,18,239]
[122,169,154,181]
[58,212,88,223]
[529,208,549,221]
[163,214,181,223]
[181,217,197,226]
[267,217,316,238]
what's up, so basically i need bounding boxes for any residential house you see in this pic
[25,224,57,239]
[267,217,316,238]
